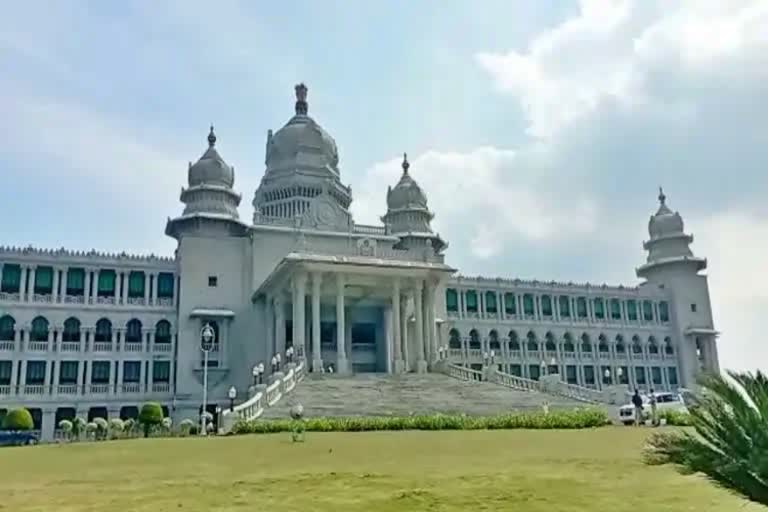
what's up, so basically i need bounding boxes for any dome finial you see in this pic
[658,186,666,206]
[208,125,216,147]
[295,83,308,115]
[402,152,410,174]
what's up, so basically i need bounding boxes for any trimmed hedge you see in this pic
[232,408,609,435]
[658,409,693,426]
[138,402,164,438]
[1,408,34,431]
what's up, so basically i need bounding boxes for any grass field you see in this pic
[0,428,759,512]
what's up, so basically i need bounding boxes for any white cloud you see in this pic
[353,148,598,259]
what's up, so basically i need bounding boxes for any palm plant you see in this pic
[644,370,768,506]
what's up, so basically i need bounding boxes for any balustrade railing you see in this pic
[446,363,483,382]
[121,383,141,394]
[88,384,109,394]
[127,297,146,306]
[0,385,11,396]
[59,342,80,352]
[123,342,143,352]
[495,371,540,392]
[0,341,14,351]
[57,384,79,395]
[152,343,173,353]
[265,380,282,406]
[63,295,85,304]
[553,381,605,403]
[92,342,113,352]
[0,292,20,302]
[152,382,171,394]
[95,296,116,305]
[27,341,49,352]
[32,293,53,303]
[24,384,47,395]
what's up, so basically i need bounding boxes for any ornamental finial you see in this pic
[402,152,410,174]
[295,83,308,115]
[208,125,216,147]
[658,186,666,205]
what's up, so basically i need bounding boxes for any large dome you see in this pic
[264,83,339,173]
[387,154,428,210]
[188,127,234,188]
[648,188,684,239]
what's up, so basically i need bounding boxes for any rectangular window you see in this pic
[98,270,116,296]
[528,364,541,381]
[0,360,11,385]
[91,361,111,384]
[123,361,141,383]
[635,366,647,385]
[320,322,335,348]
[351,323,376,345]
[559,296,570,317]
[128,271,145,298]
[523,294,535,316]
[152,361,171,383]
[651,367,663,385]
[643,300,654,321]
[65,268,85,295]
[25,361,46,385]
[577,298,588,318]
[619,366,629,385]
[34,266,53,294]
[584,366,595,385]
[593,298,605,319]
[0,264,21,293]
[667,367,679,386]
[627,300,638,321]
[509,364,522,377]
[465,291,478,313]
[690,303,697,313]
[504,293,517,315]
[485,292,497,314]
[659,301,670,322]
[157,273,175,298]
[445,289,459,312]
[59,361,79,384]
[208,276,218,287]
[610,299,621,320]
[565,365,578,384]
[541,296,552,317]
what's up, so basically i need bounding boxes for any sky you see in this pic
[1,0,766,371]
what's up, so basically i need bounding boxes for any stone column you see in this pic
[151,272,159,306]
[52,267,60,303]
[275,295,286,358]
[392,279,403,373]
[122,272,129,305]
[84,269,92,305]
[265,296,275,357]
[293,273,307,360]
[311,272,323,372]
[335,274,349,374]
[384,305,393,374]
[116,360,124,394]
[61,268,69,301]
[144,272,151,305]
[173,275,180,308]
[414,280,426,373]
[19,265,28,300]
[114,271,121,303]
[400,295,409,370]
[344,306,352,367]
[428,283,438,365]
[27,266,36,301]
[422,284,432,365]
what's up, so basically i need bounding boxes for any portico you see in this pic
[254,252,453,374]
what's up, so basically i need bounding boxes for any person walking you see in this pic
[631,388,644,426]
[649,389,658,427]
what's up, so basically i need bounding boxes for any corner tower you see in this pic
[636,188,719,387]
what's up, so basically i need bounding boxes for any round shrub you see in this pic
[58,419,73,433]
[109,418,124,439]
[93,418,109,440]
[138,402,164,437]
[179,418,195,436]
[1,408,33,431]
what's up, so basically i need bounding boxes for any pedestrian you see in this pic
[631,388,644,426]
[649,388,658,427]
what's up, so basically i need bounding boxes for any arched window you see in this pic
[445,289,459,313]
[523,294,535,316]
[155,320,172,344]
[576,297,588,318]
[62,317,81,342]
[541,295,553,317]
[563,333,575,353]
[95,318,112,342]
[544,332,556,351]
[30,316,49,342]
[0,315,15,341]
[598,334,609,353]
[632,335,643,354]
[559,296,571,317]
[485,291,497,314]
[664,336,674,355]
[508,331,520,351]
[469,329,481,349]
[648,336,659,354]
[489,330,500,350]
[448,328,461,349]
[125,319,142,343]
[465,291,478,313]
[615,335,625,354]
[582,333,593,353]
[526,331,538,352]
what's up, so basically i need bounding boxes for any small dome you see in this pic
[387,154,428,210]
[265,84,339,172]
[648,187,684,239]
[188,126,234,188]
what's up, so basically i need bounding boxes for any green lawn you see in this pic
[1,428,760,512]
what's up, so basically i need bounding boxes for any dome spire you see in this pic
[658,186,666,206]
[402,152,410,174]
[295,83,308,115]
[208,125,216,148]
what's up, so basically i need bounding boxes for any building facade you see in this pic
[0,84,720,440]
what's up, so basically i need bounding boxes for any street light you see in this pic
[490,350,496,365]
[270,355,277,373]
[604,368,612,384]
[252,363,265,385]
[540,359,547,376]
[228,386,237,412]
[276,353,282,372]
[199,323,215,437]
[286,346,295,364]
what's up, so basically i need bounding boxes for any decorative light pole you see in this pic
[271,356,278,374]
[286,346,294,364]
[276,353,282,372]
[490,350,496,365]
[228,386,237,412]
[604,368,612,385]
[252,363,264,385]
[199,323,215,436]
[550,357,557,375]
[483,351,489,366]
[540,359,547,377]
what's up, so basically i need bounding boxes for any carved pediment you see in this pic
[302,192,351,232]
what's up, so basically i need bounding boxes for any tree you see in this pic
[644,371,768,506]
[138,402,164,438]
[1,408,33,431]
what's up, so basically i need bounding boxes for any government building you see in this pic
[0,85,720,440]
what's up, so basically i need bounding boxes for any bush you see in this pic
[1,408,34,431]
[109,418,124,439]
[658,409,693,426]
[138,402,164,438]
[232,408,609,435]
[179,419,195,436]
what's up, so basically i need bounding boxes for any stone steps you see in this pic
[261,373,584,420]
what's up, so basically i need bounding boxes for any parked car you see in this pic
[0,431,39,447]
[618,391,688,425]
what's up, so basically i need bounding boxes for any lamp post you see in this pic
[490,350,496,365]
[483,351,489,366]
[252,363,264,386]
[271,356,277,374]
[276,353,282,372]
[540,359,547,377]
[199,323,215,437]
[604,368,612,385]
[550,356,557,375]
[286,346,294,364]
[228,386,237,412]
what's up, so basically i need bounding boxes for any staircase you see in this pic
[261,372,583,420]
